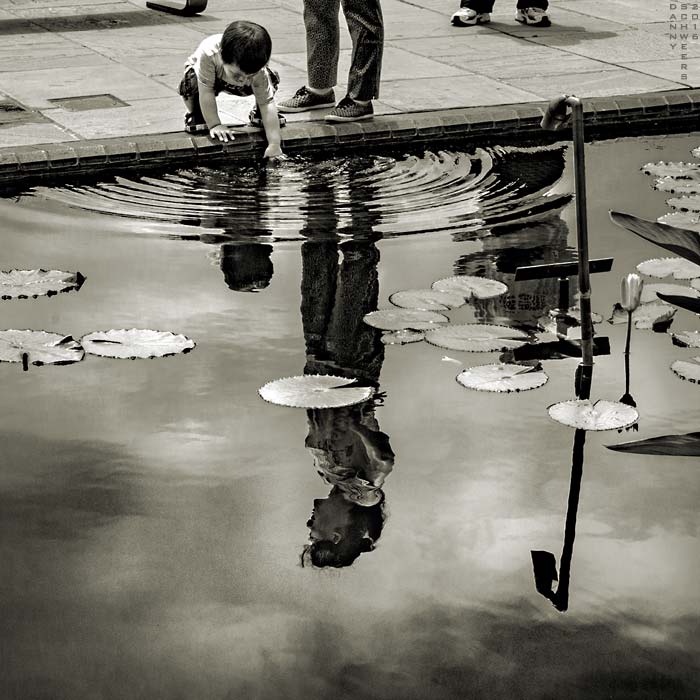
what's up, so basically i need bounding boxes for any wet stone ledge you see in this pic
[1,89,700,189]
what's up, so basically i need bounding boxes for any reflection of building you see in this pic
[454,217,574,325]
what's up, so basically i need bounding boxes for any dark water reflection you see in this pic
[30,145,572,242]
[2,136,700,698]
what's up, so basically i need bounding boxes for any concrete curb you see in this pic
[1,89,699,188]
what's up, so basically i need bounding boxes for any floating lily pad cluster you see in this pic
[1,268,195,369]
[363,274,551,394]
[642,155,700,231]
[611,198,700,384]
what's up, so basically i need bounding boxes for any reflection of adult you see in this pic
[278,0,383,122]
[306,405,394,507]
[298,166,394,567]
[302,402,394,568]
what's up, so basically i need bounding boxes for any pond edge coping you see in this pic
[1,88,699,188]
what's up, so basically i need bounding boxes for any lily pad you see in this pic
[609,211,700,266]
[456,363,548,393]
[636,257,700,280]
[670,357,700,383]
[654,177,700,195]
[81,329,195,359]
[1,269,85,300]
[668,195,700,213]
[431,275,508,300]
[381,329,425,345]
[671,330,700,348]
[363,309,449,331]
[658,211,700,232]
[425,323,529,352]
[389,288,466,311]
[608,302,676,330]
[640,283,700,304]
[641,161,700,178]
[258,374,374,408]
[606,431,700,456]
[547,399,639,431]
[0,329,84,366]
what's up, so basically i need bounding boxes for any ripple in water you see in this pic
[28,145,572,242]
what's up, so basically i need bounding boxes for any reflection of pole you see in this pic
[531,364,591,612]
[552,428,585,612]
[541,96,594,397]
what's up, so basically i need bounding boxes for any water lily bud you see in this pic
[621,273,643,312]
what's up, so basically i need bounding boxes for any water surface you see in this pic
[1,135,699,699]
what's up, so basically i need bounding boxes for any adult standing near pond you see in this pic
[451,0,550,27]
[277,0,383,122]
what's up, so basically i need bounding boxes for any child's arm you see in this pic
[257,100,284,160]
[198,82,236,142]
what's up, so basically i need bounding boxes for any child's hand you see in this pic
[209,124,236,142]
[263,143,286,163]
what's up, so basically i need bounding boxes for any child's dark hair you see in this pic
[300,498,386,569]
[220,21,272,74]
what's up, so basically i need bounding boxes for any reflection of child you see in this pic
[178,20,284,160]
[302,402,394,568]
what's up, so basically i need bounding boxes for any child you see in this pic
[179,20,285,159]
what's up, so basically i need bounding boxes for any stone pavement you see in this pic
[0,0,694,179]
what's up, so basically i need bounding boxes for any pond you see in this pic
[1,133,699,699]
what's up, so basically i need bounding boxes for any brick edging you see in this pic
[1,88,699,188]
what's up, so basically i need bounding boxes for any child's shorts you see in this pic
[178,66,280,99]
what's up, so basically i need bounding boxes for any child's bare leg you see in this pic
[183,96,196,113]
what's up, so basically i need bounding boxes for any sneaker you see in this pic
[277,86,335,113]
[451,6,490,26]
[515,7,551,26]
[184,113,208,134]
[325,97,373,122]
[248,107,287,129]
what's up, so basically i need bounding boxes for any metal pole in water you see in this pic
[541,95,594,399]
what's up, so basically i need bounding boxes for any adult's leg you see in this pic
[341,0,384,101]
[304,0,341,91]
[516,0,547,8]
[459,0,495,11]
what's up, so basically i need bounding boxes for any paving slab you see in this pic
[622,59,700,86]
[378,74,542,111]
[0,64,174,109]
[465,52,620,80]
[528,27,699,61]
[41,95,187,140]
[278,46,463,82]
[0,0,696,180]
[0,35,113,72]
[557,0,663,24]
[507,68,682,99]
[0,122,77,148]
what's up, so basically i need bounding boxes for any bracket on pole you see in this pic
[515,257,613,314]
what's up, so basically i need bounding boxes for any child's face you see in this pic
[222,62,258,86]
